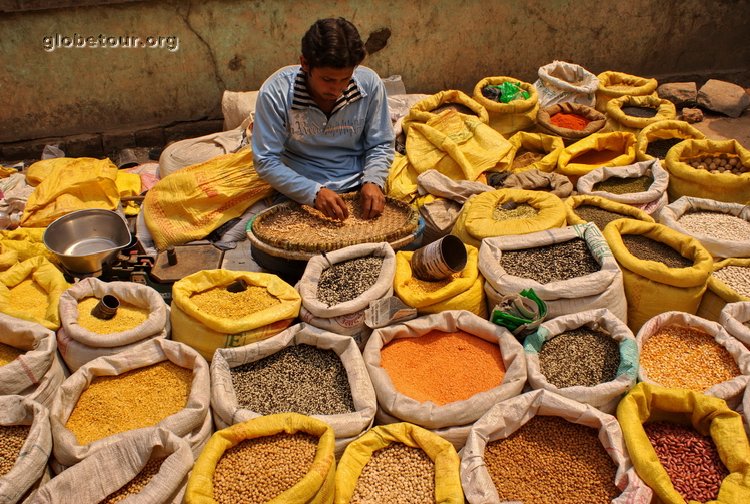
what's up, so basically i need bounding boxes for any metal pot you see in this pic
[43,209,132,275]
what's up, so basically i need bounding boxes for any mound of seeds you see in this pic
[492,202,538,221]
[213,432,318,504]
[0,424,30,477]
[350,443,435,504]
[190,285,279,318]
[511,150,545,170]
[77,297,149,334]
[404,271,461,295]
[317,256,384,306]
[646,138,683,158]
[678,211,750,241]
[621,234,693,268]
[484,415,620,503]
[621,105,658,118]
[592,175,653,194]
[539,327,620,388]
[7,279,48,320]
[685,154,749,175]
[0,343,23,366]
[101,457,165,503]
[644,422,728,503]
[230,344,354,416]
[713,265,750,298]
[500,238,600,283]
[574,205,630,230]
[640,324,740,391]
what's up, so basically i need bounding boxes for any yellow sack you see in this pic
[505,131,565,173]
[386,153,419,204]
[472,76,539,136]
[0,256,70,330]
[170,270,301,361]
[185,413,336,504]
[0,243,17,270]
[556,131,637,181]
[565,194,655,227]
[143,149,273,250]
[0,166,17,178]
[116,170,142,216]
[665,139,750,204]
[697,258,750,322]
[334,422,463,504]
[20,158,120,228]
[595,71,658,113]
[401,89,488,136]
[635,119,706,161]
[604,94,677,134]
[602,219,713,333]
[452,189,567,248]
[617,382,750,504]
[0,228,55,267]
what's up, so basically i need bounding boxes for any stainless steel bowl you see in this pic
[43,209,132,275]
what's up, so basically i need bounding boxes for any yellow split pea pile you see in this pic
[0,342,22,366]
[77,297,150,333]
[190,285,279,318]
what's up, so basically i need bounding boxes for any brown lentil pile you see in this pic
[640,324,740,391]
[592,175,653,194]
[500,238,600,283]
[620,105,658,118]
[230,344,354,416]
[77,297,149,334]
[484,415,620,503]
[350,443,435,504]
[99,457,165,503]
[644,421,728,503]
[190,284,279,318]
[713,265,750,298]
[212,432,317,504]
[7,279,48,320]
[678,211,750,241]
[65,361,192,445]
[0,342,22,366]
[574,205,630,230]
[511,150,545,170]
[316,256,384,307]
[621,234,693,268]
[404,271,461,294]
[492,202,538,221]
[539,327,620,388]
[685,154,749,175]
[646,138,683,158]
[0,424,30,477]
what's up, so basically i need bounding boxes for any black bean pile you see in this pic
[230,344,355,416]
[593,175,653,194]
[621,105,658,118]
[646,138,683,158]
[575,205,630,230]
[539,327,620,388]
[621,234,693,268]
[500,238,600,283]
[317,256,384,307]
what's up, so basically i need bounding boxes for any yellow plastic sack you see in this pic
[617,382,750,504]
[602,219,713,333]
[452,189,567,248]
[604,95,677,134]
[595,71,658,113]
[505,131,565,173]
[0,243,17,270]
[664,139,750,204]
[472,76,539,136]
[401,90,488,135]
[635,120,706,161]
[20,157,120,228]
[0,166,17,178]
[697,258,750,322]
[143,149,274,250]
[565,195,656,226]
[170,270,301,360]
[116,170,142,216]
[385,153,419,204]
[0,256,70,330]
[334,422,463,504]
[557,131,637,180]
[185,413,336,504]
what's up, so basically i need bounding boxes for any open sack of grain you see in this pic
[0,256,69,331]
[556,131,637,183]
[595,70,658,113]
[635,119,705,161]
[698,258,750,322]
[603,94,677,134]
[565,194,655,232]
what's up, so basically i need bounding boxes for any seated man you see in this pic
[251,17,395,221]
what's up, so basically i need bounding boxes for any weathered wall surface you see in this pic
[1,0,749,150]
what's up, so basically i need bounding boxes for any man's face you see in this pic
[304,64,355,105]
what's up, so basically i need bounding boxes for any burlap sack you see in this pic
[720,301,750,348]
[536,102,606,142]
[533,60,599,108]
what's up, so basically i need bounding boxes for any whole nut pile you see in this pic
[684,154,749,175]
[100,457,165,503]
[678,211,750,241]
[621,234,693,268]
[316,256,384,306]
[539,327,620,388]
[713,265,750,298]
[500,238,600,283]
[0,424,30,476]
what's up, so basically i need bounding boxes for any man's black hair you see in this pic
[301,17,366,69]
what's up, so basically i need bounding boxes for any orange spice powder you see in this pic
[380,329,506,405]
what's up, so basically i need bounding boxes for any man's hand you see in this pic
[361,182,385,219]
[314,187,349,220]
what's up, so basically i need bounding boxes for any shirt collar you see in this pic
[291,68,363,114]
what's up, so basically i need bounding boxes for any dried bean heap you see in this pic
[685,154,749,175]
[212,432,318,504]
[500,238,600,283]
[0,343,22,366]
[405,271,461,295]
[190,285,279,318]
[640,324,740,391]
[646,138,683,159]
[644,421,728,503]
[350,443,435,504]
[713,265,750,298]
[575,205,630,230]
[593,175,653,194]
[539,327,620,388]
[678,211,750,241]
[621,234,693,268]
[484,415,620,503]
[492,202,538,221]
[77,297,149,334]
[230,344,354,416]
[0,425,30,476]
[100,457,165,503]
[316,256,384,306]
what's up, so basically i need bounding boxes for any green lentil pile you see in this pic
[574,205,630,230]
[484,415,620,503]
[539,327,620,388]
[713,265,750,298]
[100,457,165,503]
[230,344,355,416]
[0,424,30,476]
[212,432,318,504]
[621,234,693,268]
[492,202,538,221]
[678,211,750,241]
[317,256,384,307]
[646,138,683,158]
[593,175,653,194]
[500,238,600,283]
[350,443,436,504]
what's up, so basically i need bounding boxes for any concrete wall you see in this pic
[1,0,749,154]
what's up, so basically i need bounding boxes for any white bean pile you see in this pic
[713,266,750,298]
[677,211,750,241]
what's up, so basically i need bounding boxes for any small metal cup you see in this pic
[411,234,467,281]
[91,294,120,320]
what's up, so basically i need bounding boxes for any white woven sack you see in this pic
[210,323,376,457]
[721,301,750,348]
[29,427,192,504]
[221,89,258,131]
[460,389,653,504]
[363,310,526,430]
[533,60,599,108]
[659,196,750,259]
[524,308,638,413]
[0,396,51,504]
[57,278,170,372]
[50,338,213,470]
[479,223,628,322]
[158,126,245,179]
[636,310,750,401]
[575,158,669,216]
[0,313,63,408]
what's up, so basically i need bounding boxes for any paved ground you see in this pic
[692,109,750,147]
